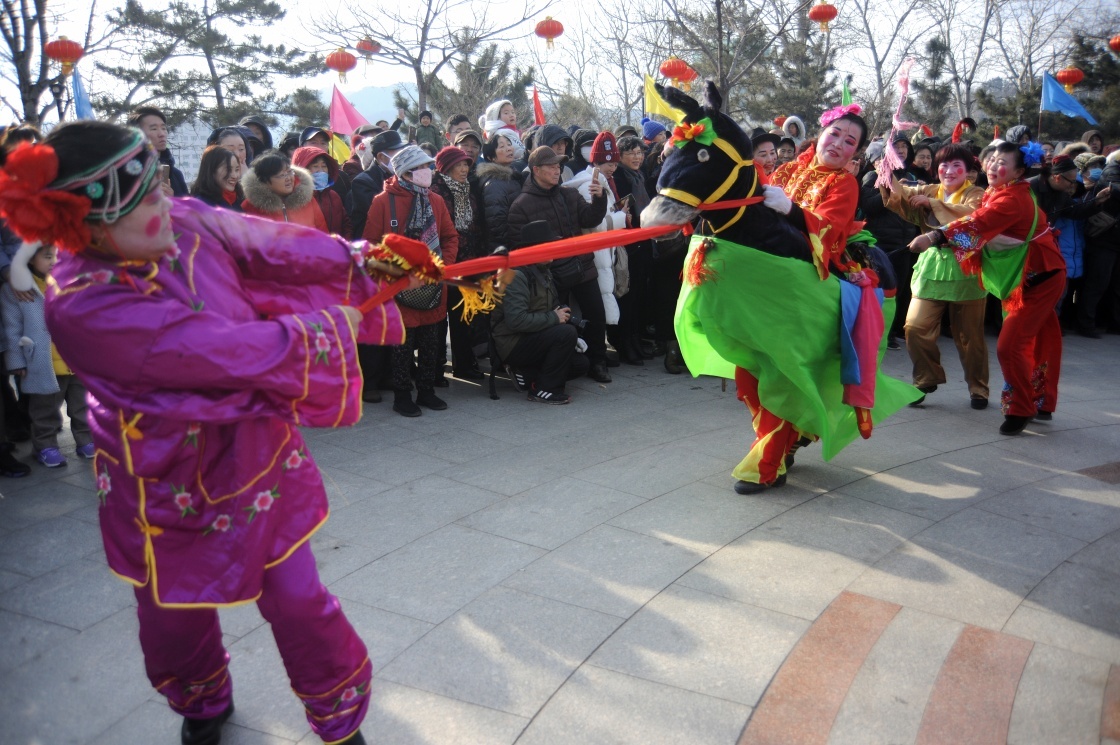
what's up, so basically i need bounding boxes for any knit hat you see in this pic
[389,145,435,178]
[641,117,667,141]
[589,131,618,164]
[1051,155,1077,175]
[479,99,514,136]
[435,146,471,174]
[419,110,434,122]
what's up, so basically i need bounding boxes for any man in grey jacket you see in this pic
[491,221,591,403]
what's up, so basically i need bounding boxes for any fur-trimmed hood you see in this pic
[476,161,516,183]
[241,164,315,214]
[782,115,806,144]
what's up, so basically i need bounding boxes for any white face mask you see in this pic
[409,168,433,188]
[580,145,593,162]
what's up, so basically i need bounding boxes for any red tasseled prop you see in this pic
[1002,286,1024,315]
[365,233,444,280]
[958,251,983,278]
[685,237,718,286]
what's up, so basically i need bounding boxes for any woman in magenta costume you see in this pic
[0,121,407,745]
[908,141,1065,435]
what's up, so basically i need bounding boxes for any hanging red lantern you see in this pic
[325,48,357,82]
[1109,34,1120,54]
[807,0,839,32]
[660,57,698,89]
[1055,67,1084,93]
[355,37,381,59]
[535,17,564,50]
[44,36,85,77]
[773,115,788,128]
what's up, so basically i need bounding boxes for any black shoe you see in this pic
[588,363,612,383]
[0,446,30,478]
[664,341,686,375]
[393,391,422,417]
[784,436,813,469]
[621,337,645,366]
[433,375,450,388]
[528,387,571,405]
[971,397,988,410]
[650,340,667,357]
[734,473,787,495]
[999,415,1030,435]
[361,390,382,404]
[909,395,925,408]
[415,390,448,410]
[638,339,656,359]
[453,368,485,381]
[506,365,529,392]
[181,703,234,745]
[886,336,901,350]
[1034,410,1052,421]
[605,348,621,367]
[918,384,938,394]
[337,732,367,745]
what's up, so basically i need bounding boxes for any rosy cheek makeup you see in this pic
[144,215,163,237]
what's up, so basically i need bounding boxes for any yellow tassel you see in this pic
[453,275,506,324]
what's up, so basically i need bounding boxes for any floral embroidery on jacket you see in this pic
[243,485,280,523]
[332,683,369,711]
[310,322,331,364]
[172,484,197,517]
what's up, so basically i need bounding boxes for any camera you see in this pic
[556,305,588,332]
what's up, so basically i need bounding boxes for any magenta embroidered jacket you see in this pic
[45,198,406,607]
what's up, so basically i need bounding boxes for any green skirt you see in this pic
[674,235,921,460]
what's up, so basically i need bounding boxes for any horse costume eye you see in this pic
[697,149,710,162]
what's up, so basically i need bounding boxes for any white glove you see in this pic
[762,185,793,215]
[575,338,588,354]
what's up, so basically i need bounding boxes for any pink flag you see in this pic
[330,85,369,135]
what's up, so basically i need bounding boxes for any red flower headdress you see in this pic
[0,144,92,252]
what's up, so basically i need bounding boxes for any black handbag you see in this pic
[388,194,443,311]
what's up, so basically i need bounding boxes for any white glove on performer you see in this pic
[762,184,793,215]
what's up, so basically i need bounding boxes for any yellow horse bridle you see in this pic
[658,135,760,235]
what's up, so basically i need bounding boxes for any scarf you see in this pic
[221,189,239,205]
[398,177,439,256]
[439,173,474,232]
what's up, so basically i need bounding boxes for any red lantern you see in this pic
[807,0,839,32]
[326,48,357,82]
[660,57,698,89]
[355,37,381,59]
[535,17,564,50]
[774,115,787,128]
[1109,34,1120,54]
[1055,66,1084,93]
[44,36,84,77]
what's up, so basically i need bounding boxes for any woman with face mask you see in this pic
[363,145,459,416]
[881,143,989,409]
[291,146,351,236]
[240,150,328,231]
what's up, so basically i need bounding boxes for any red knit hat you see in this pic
[434,146,472,174]
[590,131,618,164]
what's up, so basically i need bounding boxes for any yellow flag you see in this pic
[644,75,685,123]
[329,133,352,164]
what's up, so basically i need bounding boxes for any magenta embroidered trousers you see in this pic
[134,542,371,743]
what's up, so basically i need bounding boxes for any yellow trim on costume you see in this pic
[108,565,148,587]
[659,187,701,207]
[195,427,292,505]
[378,302,389,345]
[320,309,351,429]
[711,206,747,235]
[290,315,313,426]
[263,510,329,569]
[343,262,354,307]
[292,656,372,699]
[122,413,144,441]
[186,233,202,295]
[658,137,755,211]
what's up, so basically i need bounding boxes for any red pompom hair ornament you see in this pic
[1055,67,1084,93]
[44,36,85,77]
[807,0,838,32]
[0,143,93,252]
[325,48,358,82]
[535,17,564,50]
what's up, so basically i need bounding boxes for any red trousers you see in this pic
[135,542,371,744]
[998,271,1064,417]
[733,367,802,484]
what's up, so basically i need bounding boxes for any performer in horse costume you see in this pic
[641,83,920,495]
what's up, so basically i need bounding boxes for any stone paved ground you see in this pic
[1,334,1119,745]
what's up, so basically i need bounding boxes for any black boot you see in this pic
[0,443,30,478]
[621,336,645,366]
[664,341,686,374]
[588,362,612,383]
[416,389,448,410]
[181,703,234,745]
[999,415,1030,435]
[393,390,422,417]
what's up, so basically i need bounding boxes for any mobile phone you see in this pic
[899,179,920,187]
[159,164,171,184]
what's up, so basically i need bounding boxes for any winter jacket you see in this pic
[430,174,484,261]
[2,280,62,394]
[350,164,392,239]
[476,162,526,252]
[1055,215,1085,279]
[1027,175,1102,225]
[859,169,920,251]
[292,146,352,236]
[1086,162,1120,253]
[489,264,560,362]
[362,177,459,327]
[413,124,442,151]
[160,149,189,197]
[241,165,329,232]
[566,167,627,324]
[507,174,608,288]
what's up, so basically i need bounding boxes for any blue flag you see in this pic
[72,73,94,120]
[1040,72,1097,125]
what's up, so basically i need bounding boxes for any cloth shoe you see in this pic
[1034,410,1052,421]
[0,445,30,477]
[999,415,1030,435]
[77,443,96,459]
[734,473,787,495]
[588,363,612,383]
[361,390,382,403]
[886,336,901,350]
[36,447,67,468]
[638,338,656,360]
[392,391,422,417]
[784,436,813,469]
[970,397,988,410]
[181,702,234,745]
[415,390,448,410]
[433,375,450,388]
[528,387,571,405]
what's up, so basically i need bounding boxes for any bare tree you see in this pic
[923,0,1004,118]
[312,0,551,114]
[988,0,1084,94]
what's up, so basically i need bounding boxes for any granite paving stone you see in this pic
[1003,605,1120,666]
[0,557,135,630]
[225,623,314,741]
[1068,528,1120,577]
[0,608,79,673]
[379,585,622,717]
[1007,643,1111,745]
[0,515,102,577]
[1022,561,1120,636]
[573,442,732,499]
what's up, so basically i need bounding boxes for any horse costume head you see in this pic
[641,81,810,261]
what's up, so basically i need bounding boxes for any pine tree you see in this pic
[908,38,954,137]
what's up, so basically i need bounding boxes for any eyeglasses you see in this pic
[1059,173,1078,184]
[270,169,295,180]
